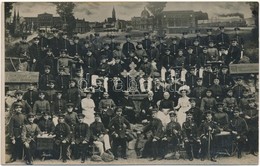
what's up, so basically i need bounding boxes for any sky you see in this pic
[12,2,253,22]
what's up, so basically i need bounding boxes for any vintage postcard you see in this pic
[2,1,259,165]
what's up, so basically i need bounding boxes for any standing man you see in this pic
[142,32,152,55]
[21,113,42,165]
[11,90,32,115]
[108,107,131,160]
[216,26,230,49]
[23,83,38,109]
[122,35,135,59]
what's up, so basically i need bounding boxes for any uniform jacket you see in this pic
[200,97,217,112]
[229,116,248,136]
[53,98,67,115]
[11,100,32,115]
[182,120,200,141]
[64,112,78,128]
[37,118,55,134]
[199,120,220,138]
[165,121,182,140]
[108,115,131,138]
[9,112,26,139]
[90,121,107,141]
[143,117,163,140]
[21,122,41,143]
[65,87,81,109]
[33,99,50,115]
[54,122,71,142]
[122,42,135,58]
[38,73,54,90]
[72,122,90,144]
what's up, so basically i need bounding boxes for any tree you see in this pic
[5,2,14,19]
[146,2,167,34]
[247,2,258,42]
[53,2,76,36]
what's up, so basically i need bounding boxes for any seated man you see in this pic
[53,114,71,162]
[71,113,90,163]
[90,113,112,156]
[139,91,157,122]
[199,111,221,162]
[21,113,42,165]
[182,110,200,161]
[161,111,182,158]
[213,103,229,131]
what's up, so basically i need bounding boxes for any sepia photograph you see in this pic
[2,1,259,165]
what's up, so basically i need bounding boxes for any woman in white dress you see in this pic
[81,90,95,125]
[174,85,191,125]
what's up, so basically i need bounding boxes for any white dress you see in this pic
[175,96,191,126]
[81,98,95,125]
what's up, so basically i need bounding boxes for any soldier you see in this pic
[64,103,78,132]
[43,48,56,75]
[92,79,106,106]
[229,109,248,158]
[203,64,214,87]
[169,37,179,57]
[199,111,220,162]
[21,113,42,165]
[122,35,135,58]
[57,49,77,76]
[82,49,97,80]
[55,66,70,92]
[207,41,219,62]
[38,65,54,91]
[174,49,186,67]
[33,91,50,120]
[238,89,250,113]
[92,33,103,64]
[216,26,230,49]
[243,98,258,156]
[233,27,244,49]
[101,43,113,62]
[200,89,217,112]
[185,46,197,68]
[38,29,49,51]
[120,91,136,124]
[135,42,147,65]
[232,76,247,101]
[223,89,238,119]
[71,113,90,163]
[90,113,112,156]
[219,65,234,92]
[209,77,223,102]
[37,111,55,134]
[204,29,215,46]
[142,32,152,54]
[197,47,208,68]
[161,48,174,71]
[45,80,57,114]
[192,39,203,58]
[65,79,81,112]
[142,108,164,160]
[11,90,32,115]
[109,56,124,78]
[213,103,229,131]
[149,41,160,63]
[228,38,242,64]
[96,57,110,77]
[53,91,67,116]
[59,32,69,51]
[162,111,182,158]
[49,28,60,58]
[194,29,204,46]
[98,92,116,128]
[17,35,30,71]
[157,36,167,61]
[188,97,203,127]
[179,32,191,51]
[53,114,71,162]
[186,66,198,89]
[112,43,126,62]
[108,107,131,160]
[29,36,41,72]
[8,103,27,162]
[191,78,207,103]
[109,35,117,51]
[139,91,157,122]
[70,36,82,57]
[182,110,200,161]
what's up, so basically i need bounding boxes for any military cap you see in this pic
[233,108,240,113]
[204,110,214,115]
[61,31,68,35]
[188,97,196,102]
[234,27,240,31]
[182,32,188,35]
[49,80,56,84]
[221,65,228,69]
[170,36,178,41]
[46,47,52,52]
[144,32,149,36]
[165,47,171,51]
[142,54,148,58]
[137,41,142,45]
[33,36,40,40]
[78,113,85,119]
[205,63,212,67]
[216,102,224,107]
[58,114,65,118]
[38,91,46,96]
[116,107,123,112]
[203,47,208,50]
[125,35,131,38]
[51,28,59,33]
[94,32,100,36]
[206,28,212,32]
[44,65,51,69]
[28,112,35,118]
[73,35,80,40]
[14,102,23,108]
[42,112,50,116]
[185,110,193,115]
[235,76,243,80]
[231,38,238,42]
[70,78,77,83]
[193,38,199,42]
[66,103,74,107]
[94,112,101,117]
[60,49,67,53]
[195,29,201,33]
[205,88,213,93]
[219,46,226,50]
[188,46,193,49]
[56,90,63,94]
[15,90,23,95]
[178,48,184,52]
[21,35,27,40]
[219,26,224,29]
[248,98,256,103]
[226,88,233,93]
[197,78,203,81]
[169,111,177,117]
[109,35,115,39]
[151,108,158,113]
[189,66,196,70]
[158,36,164,40]
[38,29,45,33]
[208,40,214,43]
[104,43,110,47]
[59,66,66,71]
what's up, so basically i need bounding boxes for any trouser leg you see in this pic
[112,138,120,158]
[120,138,127,158]
[94,141,104,155]
[151,140,159,159]
[62,143,68,160]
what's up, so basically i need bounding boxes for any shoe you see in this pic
[149,158,156,161]
[211,157,217,162]
[26,160,32,165]
[189,157,193,161]
[114,157,118,160]
[201,157,205,161]
[238,153,242,159]
[9,158,16,163]
[250,151,258,156]
[123,156,127,159]
[62,159,67,163]
[81,160,85,163]
[158,157,164,160]
[106,149,113,155]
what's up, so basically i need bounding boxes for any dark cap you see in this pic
[144,32,149,36]
[42,112,50,116]
[231,38,238,42]
[188,46,193,50]
[182,32,188,35]
[205,63,212,67]
[56,90,63,94]
[221,65,228,69]
[185,110,193,115]
[73,35,79,40]
[205,110,214,115]
[236,76,243,80]
[38,29,45,33]
[49,80,56,84]
[78,113,85,119]
[94,32,100,36]
[188,97,196,102]
[203,47,208,50]
[206,28,212,32]
[151,108,158,113]
[60,49,67,53]
[219,26,224,29]
[27,112,35,118]
[189,66,195,70]
[44,65,51,69]
[15,90,23,95]
[233,109,240,113]
[33,36,40,40]
[116,107,123,112]
[21,35,27,40]
[234,27,240,31]
[94,112,101,117]
[70,78,77,83]
[248,98,256,103]
[66,103,74,107]
[205,89,213,93]
[195,29,201,33]
[125,35,131,38]
[169,111,177,117]
[38,91,46,96]
[14,102,23,108]
[216,102,224,107]
[58,114,65,118]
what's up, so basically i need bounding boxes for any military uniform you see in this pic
[82,53,97,76]
[203,70,215,87]
[53,96,67,115]
[228,44,241,64]
[37,115,55,134]
[55,71,70,91]
[38,72,54,90]
[49,34,61,57]
[184,53,197,68]
[53,116,71,161]
[223,96,238,118]
[161,53,175,70]
[108,111,131,159]
[33,98,50,116]
[186,70,199,89]
[216,29,230,49]
[209,84,223,101]
[65,84,81,112]
[21,114,42,164]
[199,115,221,161]
[120,95,136,124]
[191,84,207,101]
[140,97,157,122]
[11,99,32,115]
[29,40,42,72]
[200,96,217,112]
[98,97,116,128]
[142,111,164,160]
[233,83,247,101]
[142,34,152,53]
[179,37,191,51]
[9,104,27,161]
[122,38,135,58]
[182,115,200,160]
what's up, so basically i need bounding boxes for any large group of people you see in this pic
[6,26,259,164]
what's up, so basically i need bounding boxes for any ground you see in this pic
[5,153,259,165]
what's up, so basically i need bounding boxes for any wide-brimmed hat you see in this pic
[178,85,190,95]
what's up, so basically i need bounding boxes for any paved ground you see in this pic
[5,153,258,165]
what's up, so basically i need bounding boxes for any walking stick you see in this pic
[207,130,211,160]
